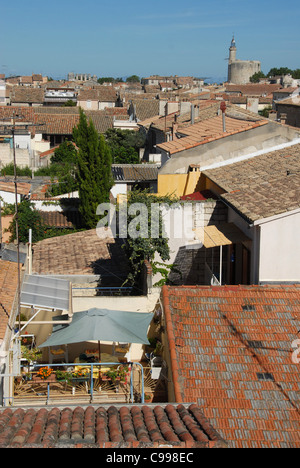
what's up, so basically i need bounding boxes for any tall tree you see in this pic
[105,128,145,164]
[73,109,113,229]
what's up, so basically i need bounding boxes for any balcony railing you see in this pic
[10,361,146,407]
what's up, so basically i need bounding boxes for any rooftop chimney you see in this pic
[220,101,226,132]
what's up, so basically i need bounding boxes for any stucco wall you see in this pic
[157,170,201,197]
[258,211,300,283]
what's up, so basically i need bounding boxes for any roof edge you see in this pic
[162,285,183,403]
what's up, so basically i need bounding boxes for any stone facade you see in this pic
[168,200,228,285]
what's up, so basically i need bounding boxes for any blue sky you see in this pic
[1,0,299,82]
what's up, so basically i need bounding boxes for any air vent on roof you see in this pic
[248,340,264,349]
[257,373,274,381]
[242,304,256,312]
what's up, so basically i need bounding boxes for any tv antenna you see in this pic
[0,111,44,327]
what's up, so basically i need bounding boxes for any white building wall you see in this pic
[258,211,300,283]
[110,183,127,199]
[0,190,21,204]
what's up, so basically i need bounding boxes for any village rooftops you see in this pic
[275,94,300,107]
[202,140,300,223]
[77,86,118,102]
[162,284,300,448]
[225,83,282,97]
[156,114,268,156]
[32,228,129,281]
[10,87,45,104]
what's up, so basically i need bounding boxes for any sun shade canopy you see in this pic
[20,275,70,311]
[39,308,152,347]
[195,222,250,248]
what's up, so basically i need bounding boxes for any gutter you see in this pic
[162,285,183,403]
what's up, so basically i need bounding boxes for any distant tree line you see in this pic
[97,75,140,84]
[250,67,300,83]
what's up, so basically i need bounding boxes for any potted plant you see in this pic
[71,369,90,382]
[21,345,42,364]
[34,367,54,381]
[118,366,131,384]
[144,392,154,403]
[24,372,33,382]
[55,369,73,384]
[106,370,118,382]
[21,332,34,347]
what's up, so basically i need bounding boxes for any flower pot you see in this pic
[144,394,154,403]
[33,373,56,383]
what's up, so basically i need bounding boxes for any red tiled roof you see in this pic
[156,115,268,155]
[162,284,300,448]
[203,142,300,222]
[181,190,217,201]
[225,83,282,97]
[0,182,31,196]
[0,404,227,448]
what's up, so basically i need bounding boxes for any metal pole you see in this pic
[12,113,21,329]
[0,199,2,250]
[220,245,223,285]
[90,364,94,402]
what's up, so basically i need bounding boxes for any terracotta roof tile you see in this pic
[32,229,129,281]
[203,142,300,221]
[0,182,31,196]
[77,86,117,102]
[39,211,80,229]
[156,115,267,155]
[162,284,300,448]
[225,83,282,97]
[10,87,44,104]
[112,164,158,182]
[0,404,227,448]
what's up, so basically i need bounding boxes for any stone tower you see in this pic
[227,36,261,84]
[229,36,237,64]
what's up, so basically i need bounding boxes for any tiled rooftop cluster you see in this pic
[163,285,300,448]
[0,404,227,448]
[203,142,300,221]
[32,229,129,280]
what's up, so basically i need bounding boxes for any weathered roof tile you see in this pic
[162,284,300,448]
[0,404,227,448]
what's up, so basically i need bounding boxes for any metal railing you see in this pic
[5,361,145,407]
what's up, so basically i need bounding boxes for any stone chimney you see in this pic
[279,113,287,124]
[172,114,178,140]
